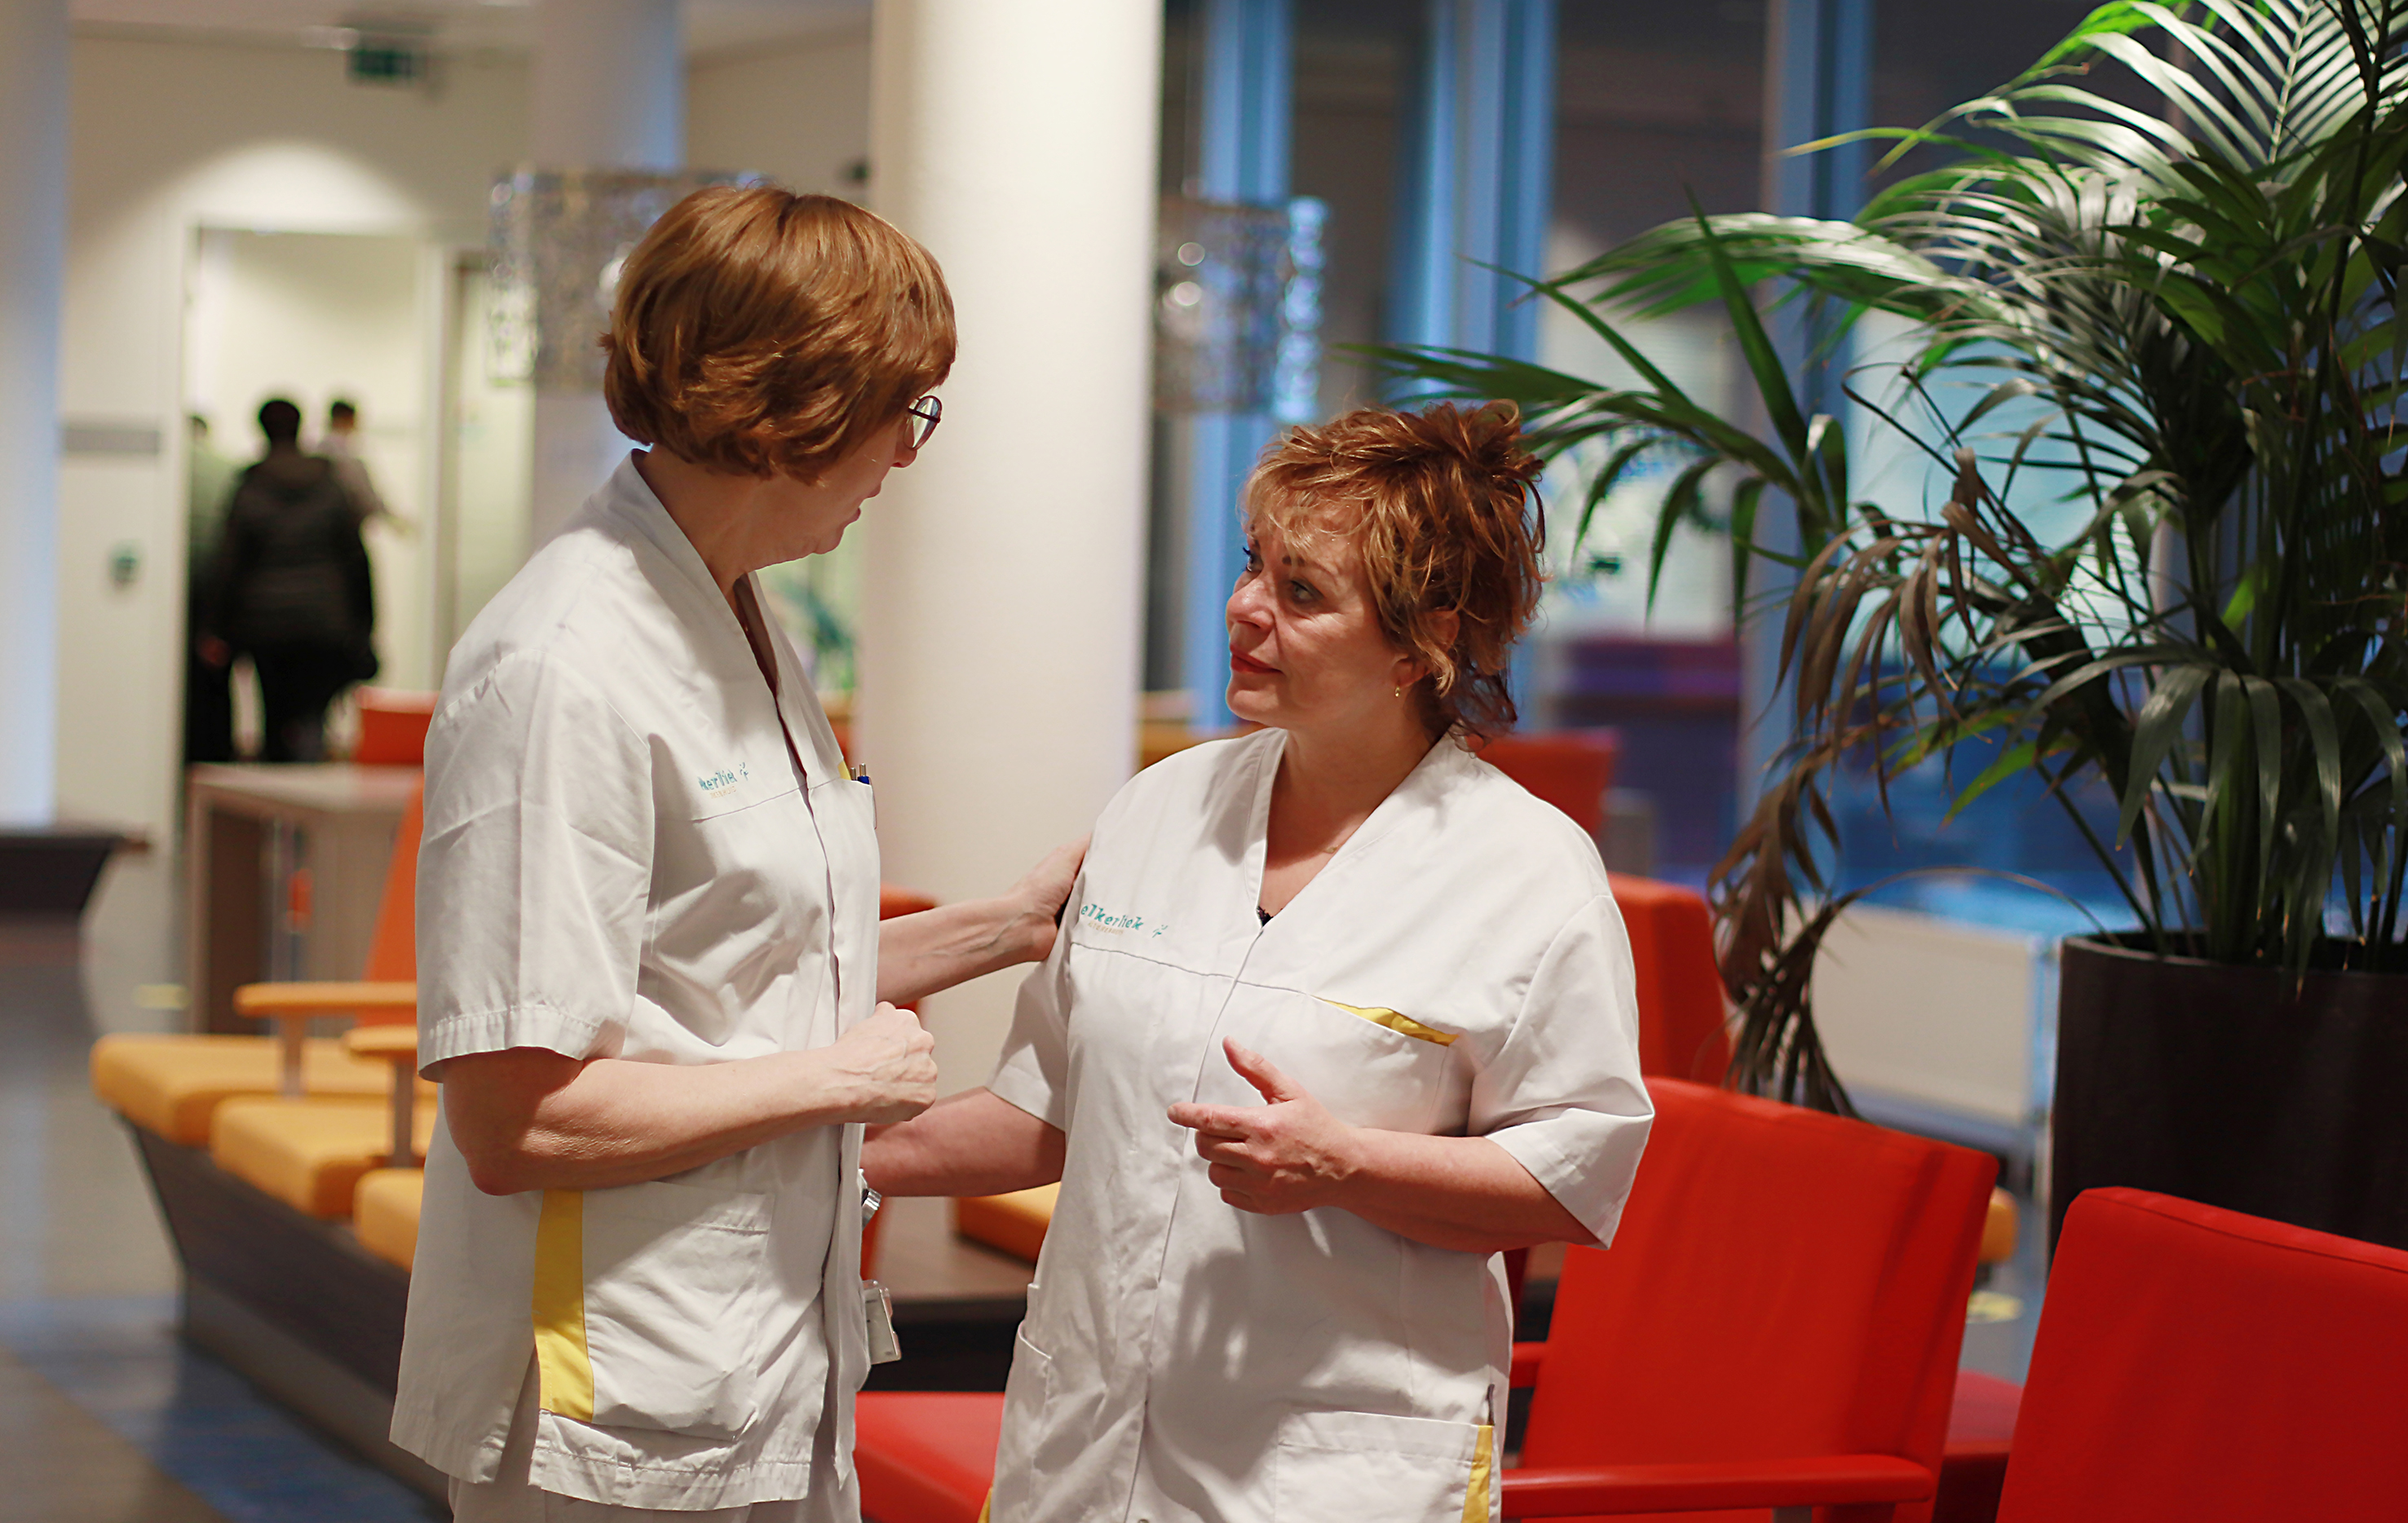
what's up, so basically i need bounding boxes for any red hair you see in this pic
[603,187,955,480]
[1245,402,1546,739]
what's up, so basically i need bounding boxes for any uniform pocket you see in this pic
[986,1325,1057,1519]
[1218,991,1459,1134]
[532,1178,776,1439]
[1270,1409,1494,1523]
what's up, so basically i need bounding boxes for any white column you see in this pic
[0,0,68,827]
[526,0,684,545]
[863,0,1160,1089]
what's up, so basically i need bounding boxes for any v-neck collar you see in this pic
[1242,728,1474,929]
[598,452,824,788]
[600,452,735,619]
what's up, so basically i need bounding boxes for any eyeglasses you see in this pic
[904,395,943,450]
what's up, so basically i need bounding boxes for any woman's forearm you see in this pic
[863,1087,1065,1198]
[877,900,1050,1007]
[1341,1133,1596,1254]
[877,837,1085,1005]
[438,1005,936,1194]
[438,1051,837,1194]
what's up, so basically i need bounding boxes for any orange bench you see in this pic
[94,787,424,1139]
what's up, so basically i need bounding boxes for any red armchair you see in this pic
[1504,1077,1994,1521]
[1606,875,1731,1083]
[1994,1187,2408,1521]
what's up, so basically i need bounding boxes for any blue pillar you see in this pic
[1389,0,1557,366]
[1762,0,1870,414]
[1182,0,1293,730]
[1743,0,1871,795]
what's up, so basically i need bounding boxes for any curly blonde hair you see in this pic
[1244,402,1545,739]
[603,187,955,480]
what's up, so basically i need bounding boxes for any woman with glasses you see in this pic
[394,186,1080,1523]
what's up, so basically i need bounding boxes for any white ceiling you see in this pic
[69,0,873,60]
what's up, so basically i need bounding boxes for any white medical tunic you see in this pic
[393,457,877,1515]
[987,729,1654,1523]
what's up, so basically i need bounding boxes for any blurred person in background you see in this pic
[208,396,376,762]
[321,396,411,533]
[183,413,241,763]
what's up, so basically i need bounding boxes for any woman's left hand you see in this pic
[1010,835,1089,963]
[1167,1040,1360,1215]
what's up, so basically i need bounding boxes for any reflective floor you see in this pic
[0,860,440,1523]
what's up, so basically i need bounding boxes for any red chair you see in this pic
[1992,1188,2408,1521]
[855,1393,1008,1523]
[1475,728,1620,835]
[1504,1078,1995,1521]
[1933,1371,2020,1523]
[1609,875,1730,1083]
[857,1078,1994,1523]
[351,687,438,766]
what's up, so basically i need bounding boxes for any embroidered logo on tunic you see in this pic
[1080,901,1168,939]
[697,762,751,793]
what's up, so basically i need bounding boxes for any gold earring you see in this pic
[1393,685,1404,699]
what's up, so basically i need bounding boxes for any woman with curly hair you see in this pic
[394,187,1080,1522]
[866,402,1654,1522]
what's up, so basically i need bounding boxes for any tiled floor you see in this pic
[0,871,440,1523]
[0,1340,230,1523]
[0,1297,439,1523]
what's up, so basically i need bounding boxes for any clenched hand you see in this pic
[826,1002,939,1124]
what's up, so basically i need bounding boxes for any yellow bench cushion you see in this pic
[953,1183,1059,1264]
[210,1096,439,1220]
[353,1168,424,1270]
[91,1034,393,1146]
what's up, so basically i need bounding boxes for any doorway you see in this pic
[183,227,436,753]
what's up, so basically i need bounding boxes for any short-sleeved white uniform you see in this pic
[392,457,877,1516]
[986,729,1654,1523]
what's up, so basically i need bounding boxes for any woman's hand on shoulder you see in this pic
[1007,835,1089,964]
[1166,1040,1361,1215]
[820,1002,939,1123]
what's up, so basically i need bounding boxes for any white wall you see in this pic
[1813,903,2043,1130]
[687,30,873,193]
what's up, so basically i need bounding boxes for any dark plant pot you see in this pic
[2052,934,2408,1253]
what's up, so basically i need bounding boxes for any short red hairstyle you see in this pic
[1244,402,1546,739]
[603,186,955,480]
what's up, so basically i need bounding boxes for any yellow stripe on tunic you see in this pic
[1319,997,1459,1046]
[531,1188,594,1421]
[1464,1423,1495,1523]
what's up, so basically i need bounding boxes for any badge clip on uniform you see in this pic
[863,1279,902,1364]
[861,1184,901,1363]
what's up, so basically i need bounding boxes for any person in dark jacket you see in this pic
[210,397,377,762]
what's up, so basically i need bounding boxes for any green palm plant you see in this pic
[1372,0,2408,1111]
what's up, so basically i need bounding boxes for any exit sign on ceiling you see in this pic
[349,41,426,86]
